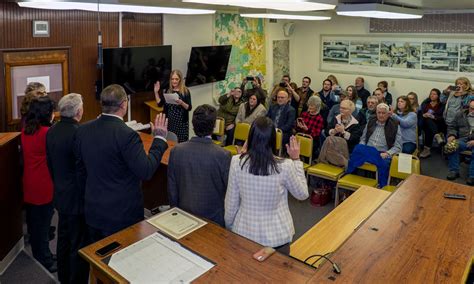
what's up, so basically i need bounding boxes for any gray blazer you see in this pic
[168,137,231,226]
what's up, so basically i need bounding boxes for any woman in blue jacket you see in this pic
[391,96,417,154]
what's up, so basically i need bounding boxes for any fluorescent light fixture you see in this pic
[240,9,330,20]
[336,3,423,19]
[17,0,215,14]
[183,0,336,12]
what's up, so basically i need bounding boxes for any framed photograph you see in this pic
[32,20,49,37]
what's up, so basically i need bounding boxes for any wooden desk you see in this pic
[310,174,474,283]
[0,133,22,271]
[138,132,175,209]
[290,186,391,267]
[144,100,163,123]
[79,220,316,283]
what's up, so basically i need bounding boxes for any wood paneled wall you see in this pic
[0,2,163,130]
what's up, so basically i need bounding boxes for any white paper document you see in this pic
[147,208,207,239]
[398,153,413,174]
[108,232,214,283]
[164,92,180,104]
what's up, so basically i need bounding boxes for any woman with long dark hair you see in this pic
[419,88,446,158]
[235,93,267,125]
[21,96,57,272]
[225,117,308,254]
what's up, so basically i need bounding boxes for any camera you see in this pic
[279,81,287,87]
[246,76,254,81]
[449,85,460,91]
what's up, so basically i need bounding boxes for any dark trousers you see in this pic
[422,118,445,147]
[402,142,417,154]
[225,127,235,146]
[87,226,117,244]
[26,203,54,269]
[57,213,89,284]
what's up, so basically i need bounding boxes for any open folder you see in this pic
[108,232,214,283]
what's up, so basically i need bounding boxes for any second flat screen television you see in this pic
[103,45,172,93]
[185,45,232,87]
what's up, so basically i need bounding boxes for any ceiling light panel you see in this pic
[183,0,336,12]
[336,3,423,19]
[18,1,216,14]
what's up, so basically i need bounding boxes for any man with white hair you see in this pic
[345,103,402,187]
[46,93,88,283]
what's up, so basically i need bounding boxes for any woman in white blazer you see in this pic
[224,117,309,253]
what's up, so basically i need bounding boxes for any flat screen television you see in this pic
[185,45,232,87]
[103,45,172,93]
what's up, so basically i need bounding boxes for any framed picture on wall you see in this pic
[33,20,50,37]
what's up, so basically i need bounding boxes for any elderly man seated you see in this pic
[346,103,402,187]
[446,99,474,185]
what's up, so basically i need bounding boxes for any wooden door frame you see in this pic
[0,47,71,131]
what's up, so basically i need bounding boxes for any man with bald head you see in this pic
[266,89,296,147]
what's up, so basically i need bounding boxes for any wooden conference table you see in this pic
[309,174,474,283]
[79,219,315,283]
[139,132,175,210]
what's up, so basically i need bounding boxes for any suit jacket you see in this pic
[266,104,296,145]
[74,114,168,234]
[168,137,231,226]
[46,117,82,215]
[225,155,309,247]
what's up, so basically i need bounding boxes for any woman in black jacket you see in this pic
[419,88,446,158]
[326,99,363,153]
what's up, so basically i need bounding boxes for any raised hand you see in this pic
[150,113,168,138]
[286,136,300,160]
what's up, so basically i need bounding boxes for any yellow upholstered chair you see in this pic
[223,122,251,156]
[275,128,283,157]
[382,154,421,192]
[212,117,225,146]
[306,162,345,186]
[335,163,378,206]
[295,133,313,171]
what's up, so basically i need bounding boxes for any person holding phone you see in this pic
[296,96,324,158]
[443,77,474,133]
[240,74,267,105]
[419,88,446,158]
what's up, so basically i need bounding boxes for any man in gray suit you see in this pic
[168,104,231,226]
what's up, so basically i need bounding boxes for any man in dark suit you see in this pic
[267,89,296,146]
[168,104,231,226]
[46,93,88,283]
[74,84,168,242]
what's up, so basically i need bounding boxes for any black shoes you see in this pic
[467,177,474,186]
[447,171,460,180]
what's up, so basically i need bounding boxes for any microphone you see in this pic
[304,253,341,274]
[97,31,103,69]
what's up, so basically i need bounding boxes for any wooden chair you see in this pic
[335,163,378,207]
[382,154,421,192]
[223,122,251,155]
[212,117,225,146]
[295,133,313,171]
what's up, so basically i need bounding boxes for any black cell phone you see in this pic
[246,76,254,81]
[449,85,460,91]
[443,193,466,200]
[95,241,121,257]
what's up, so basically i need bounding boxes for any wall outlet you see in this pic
[391,80,395,87]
